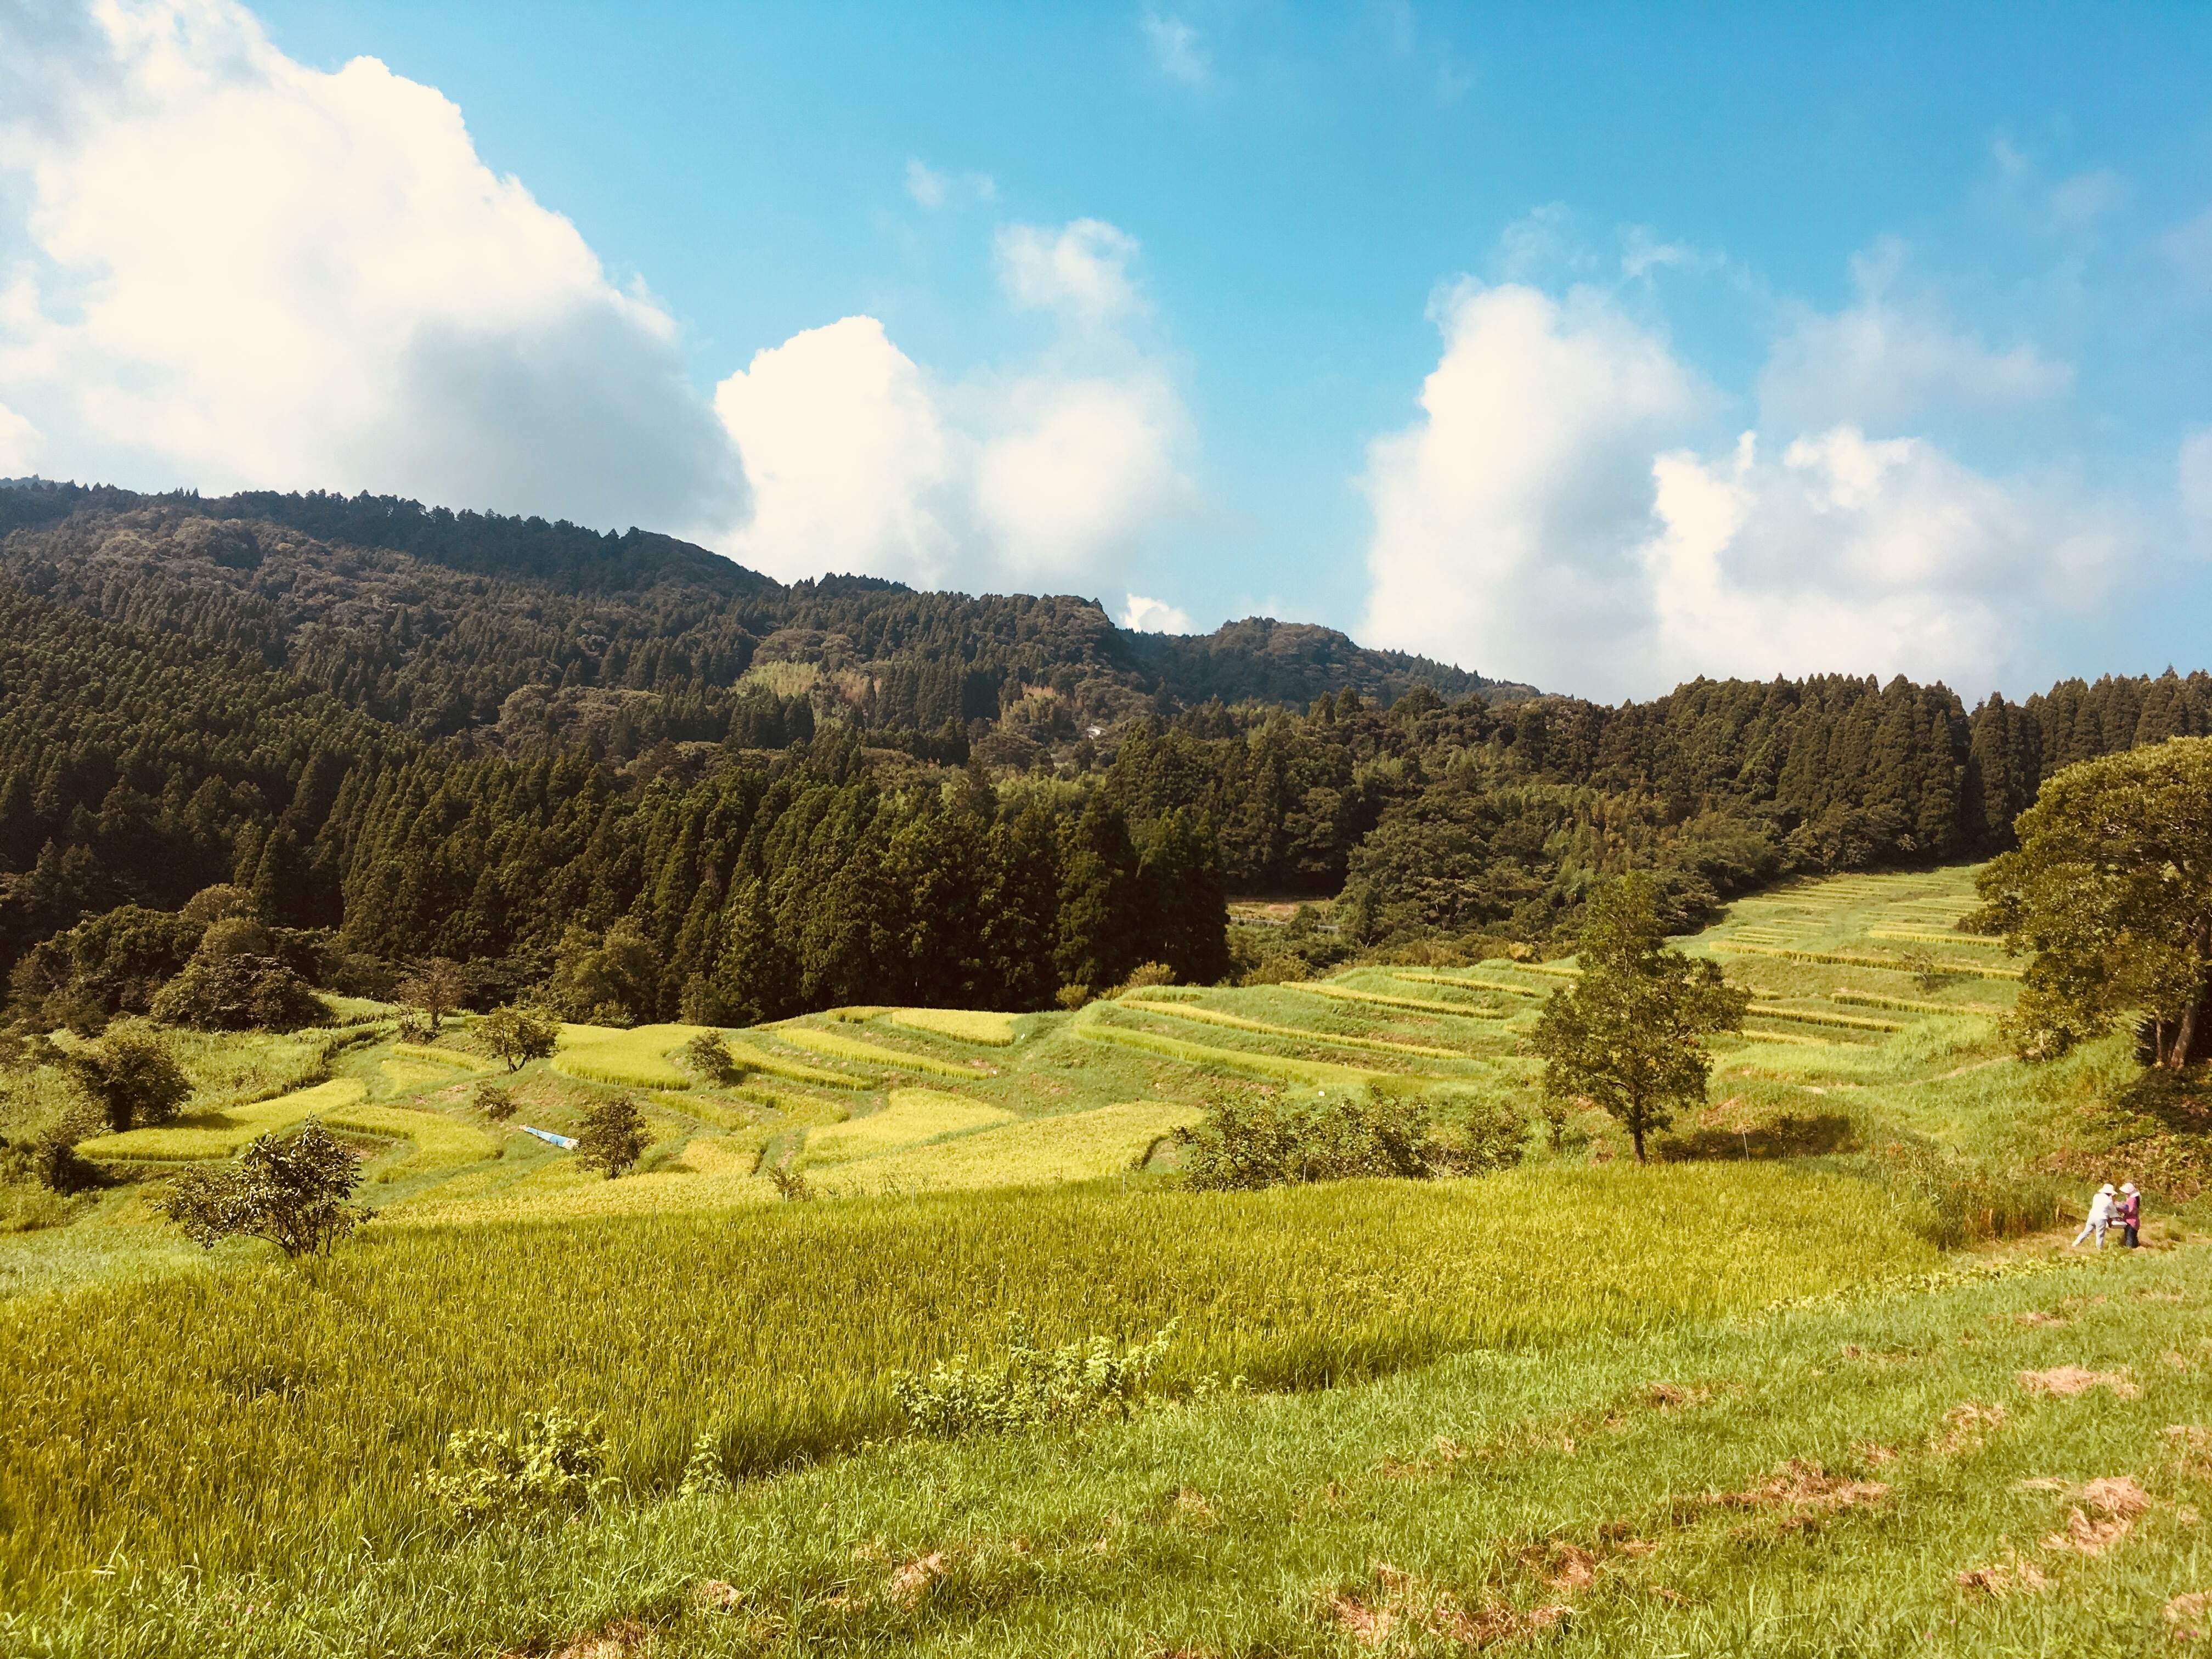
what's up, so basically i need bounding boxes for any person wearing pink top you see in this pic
[2118,1183,2142,1249]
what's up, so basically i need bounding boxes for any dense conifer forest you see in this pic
[2,477,2206,1028]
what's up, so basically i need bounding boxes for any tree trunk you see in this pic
[1631,1125,1647,1165]
[2169,923,2212,1072]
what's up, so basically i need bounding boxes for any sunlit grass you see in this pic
[888,1008,1020,1045]
[77,1077,368,1162]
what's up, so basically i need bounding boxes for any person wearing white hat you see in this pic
[2118,1183,2142,1249]
[2073,1184,2116,1249]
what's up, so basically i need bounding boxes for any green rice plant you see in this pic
[798,1089,1015,1167]
[1743,1002,1905,1032]
[826,1006,897,1023]
[0,1163,1938,1594]
[320,995,398,1026]
[389,1042,492,1071]
[1716,942,2023,980]
[77,1077,369,1163]
[1830,989,2004,1015]
[772,1023,997,1079]
[889,1007,1020,1045]
[1073,1019,1398,1090]
[1395,971,1546,998]
[1118,998,1470,1060]
[548,1024,701,1089]
[320,1104,498,1171]
[809,1101,1205,1197]
[1278,983,1508,1019]
[1866,928,2007,946]
[720,1039,867,1089]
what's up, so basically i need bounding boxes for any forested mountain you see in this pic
[1,477,2206,1029]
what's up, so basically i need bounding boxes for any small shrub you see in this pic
[394,959,467,1030]
[152,1121,373,1258]
[473,1084,517,1121]
[420,1410,612,1526]
[685,1031,740,1085]
[478,1005,559,1073]
[1,1103,103,1194]
[1176,1092,1463,1191]
[575,1095,648,1180]
[64,1029,193,1133]
[892,1319,1178,1437]
[1103,962,1177,998]
[1055,983,1091,1011]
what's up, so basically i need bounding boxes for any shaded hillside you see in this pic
[0,482,1520,751]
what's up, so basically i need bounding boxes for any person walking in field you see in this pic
[2118,1182,2142,1249]
[2073,1183,2117,1249]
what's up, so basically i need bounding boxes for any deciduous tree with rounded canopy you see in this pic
[1533,872,1750,1164]
[1973,737,2212,1068]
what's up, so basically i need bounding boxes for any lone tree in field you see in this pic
[576,1095,648,1179]
[64,1029,193,1134]
[153,1121,372,1259]
[396,958,467,1031]
[1974,737,2212,1068]
[1533,873,1750,1164]
[479,1005,560,1073]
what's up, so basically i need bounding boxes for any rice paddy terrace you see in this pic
[9,863,2035,1268]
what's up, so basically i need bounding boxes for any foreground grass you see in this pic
[0,1166,1930,1593]
[9,1238,2205,1657]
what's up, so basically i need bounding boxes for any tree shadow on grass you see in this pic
[2109,1067,2212,1138]
[1657,1113,1857,1163]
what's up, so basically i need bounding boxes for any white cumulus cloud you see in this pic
[0,0,746,531]
[714,221,1198,594]
[1119,593,1194,634]
[1360,278,2126,698]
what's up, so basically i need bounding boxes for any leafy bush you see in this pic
[575,1095,648,1179]
[64,1029,193,1132]
[478,1005,559,1072]
[151,1121,374,1258]
[150,956,328,1031]
[473,1083,517,1121]
[0,1103,103,1195]
[892,1319,1178,1437]
[1176,1092,1517,1190]
[419,1410,612,1526]
[685,1030,740,1084]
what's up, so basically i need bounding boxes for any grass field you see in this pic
[888,1008,1020,1045]
[5,861,2209,1655]
[76,1076,368,1161]
[0,1164,1936,1595]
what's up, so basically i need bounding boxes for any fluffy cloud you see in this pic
[1361,280,2123,698]
[1120,594,1194,634]
[0,0,744,531]
[1359,282,1708,687]
[1639,427,2125,687]
[714,295,1195,592]
[995,219,1145,326]
[1758,240,2072,431]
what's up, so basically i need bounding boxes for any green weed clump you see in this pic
[892,1320,1181,1436]
[418,1410,612,1526]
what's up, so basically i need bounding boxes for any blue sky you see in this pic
[2,2,2209,699]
